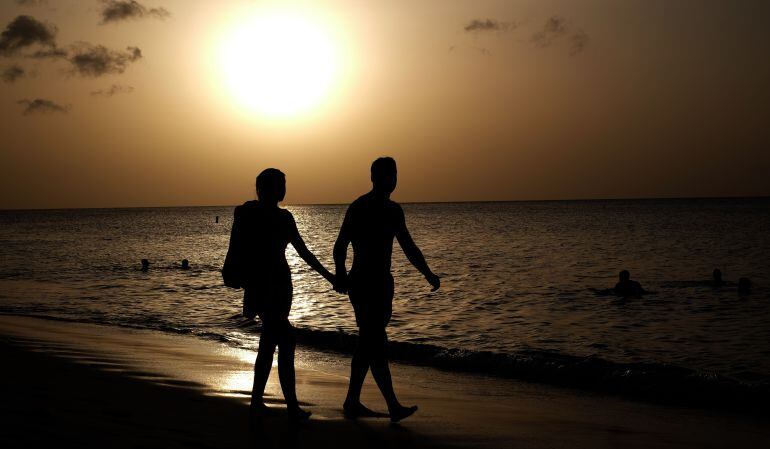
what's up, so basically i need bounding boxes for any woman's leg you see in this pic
[251,326,277,410]
[276,321,311,419]
[276,321,297,407]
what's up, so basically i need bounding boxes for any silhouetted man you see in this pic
[333,157,440,423]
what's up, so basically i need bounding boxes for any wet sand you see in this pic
[1,315,769,448]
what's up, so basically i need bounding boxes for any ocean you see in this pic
[1,198,769,400]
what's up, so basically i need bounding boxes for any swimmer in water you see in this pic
[614,270,645,297]
[141,259,150,272]
[181,259,190,270]
[712,268,723,287]
[738,277,751,296]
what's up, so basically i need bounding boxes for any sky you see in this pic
[1,0,769,209]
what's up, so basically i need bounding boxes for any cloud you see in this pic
[14,0,47,6]
[90,83,134,97]
[100,1,170,24]
[0,15,57,56]
[30,46,67,59]
[530,16,589,54]
[17,98,69,115]
[570,29,589,55]
[531,16,568,48]
[2,64,25,82]
[464,18,515,33]
[68,43,141,77]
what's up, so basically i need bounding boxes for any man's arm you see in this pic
[395,207,440,291]
[332,207,352,293]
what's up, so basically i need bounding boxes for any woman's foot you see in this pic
[288,406,312,421]
[343,400,382,419]
[249,401,272,416]
[389,404,418,423]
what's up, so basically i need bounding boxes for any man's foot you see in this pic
[288,406,312,421]
[343,400,383,419]
[389,405,418,423]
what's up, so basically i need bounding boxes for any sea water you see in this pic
[1,198,769,394]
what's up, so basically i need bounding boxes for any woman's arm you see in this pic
[288,214,335,284]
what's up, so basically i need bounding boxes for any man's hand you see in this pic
[426,272,440,292]
[334,272,349,294]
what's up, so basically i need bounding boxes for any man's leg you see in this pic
[345,338,370,405]
[364,326,397,406]
[366,326,418,422]
[344,301,381,417]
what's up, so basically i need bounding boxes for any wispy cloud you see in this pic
[531,16,568,48]
[0,15,57,56]
[68,43,142,77]
[14,0,48,6]
[464,19,516,33]
[90,83,134,97]
[30,46,67,59]
[100,1,170,24]
[569,29,589,55]
[17,98,69,115]
[458,15,589,56]
[2,64,25,83]
[531,16,589,55]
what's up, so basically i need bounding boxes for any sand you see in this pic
[1,315,769,448]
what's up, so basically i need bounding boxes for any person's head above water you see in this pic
[371,157,397,195]
[738,277,751,295]
[256,168,286,204]
[619,270,630,282]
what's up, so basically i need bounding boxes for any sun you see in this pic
[219,12,339,119]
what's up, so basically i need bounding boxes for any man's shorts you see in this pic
[348,273,394,329]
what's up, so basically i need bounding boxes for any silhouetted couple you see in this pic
[223,157,440,422]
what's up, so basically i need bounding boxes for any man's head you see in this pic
[256,168,286,203]
[371,157,397,194]
[619,270,630,282]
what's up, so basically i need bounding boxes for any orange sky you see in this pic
[1,0,769,209]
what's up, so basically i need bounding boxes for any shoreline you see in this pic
[3,311,766,414]
[2,315,769,448]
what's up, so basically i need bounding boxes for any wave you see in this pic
[286,325,769,411]
[2,309,766,412]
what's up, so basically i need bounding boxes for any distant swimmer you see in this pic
[614,270,645,297]
[181,259,190,270]
[712,268,723,287]
[738,277,752,295]
[141,259,150,272]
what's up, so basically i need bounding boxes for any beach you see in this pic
[2,315,769,449]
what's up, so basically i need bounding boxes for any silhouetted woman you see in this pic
[227,168,334,420]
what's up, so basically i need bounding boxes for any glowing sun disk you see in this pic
[219,13,338,118]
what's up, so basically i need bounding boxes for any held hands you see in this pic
[426,272,440,292]
[333,272,349,294]
[315,269,345,294]
[328,271,437,294]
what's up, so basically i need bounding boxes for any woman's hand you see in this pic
[322,270,335,287]
[426,272,440,292]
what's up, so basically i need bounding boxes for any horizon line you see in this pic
[1,194,768,212]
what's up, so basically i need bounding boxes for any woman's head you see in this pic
[256,168,286,203]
